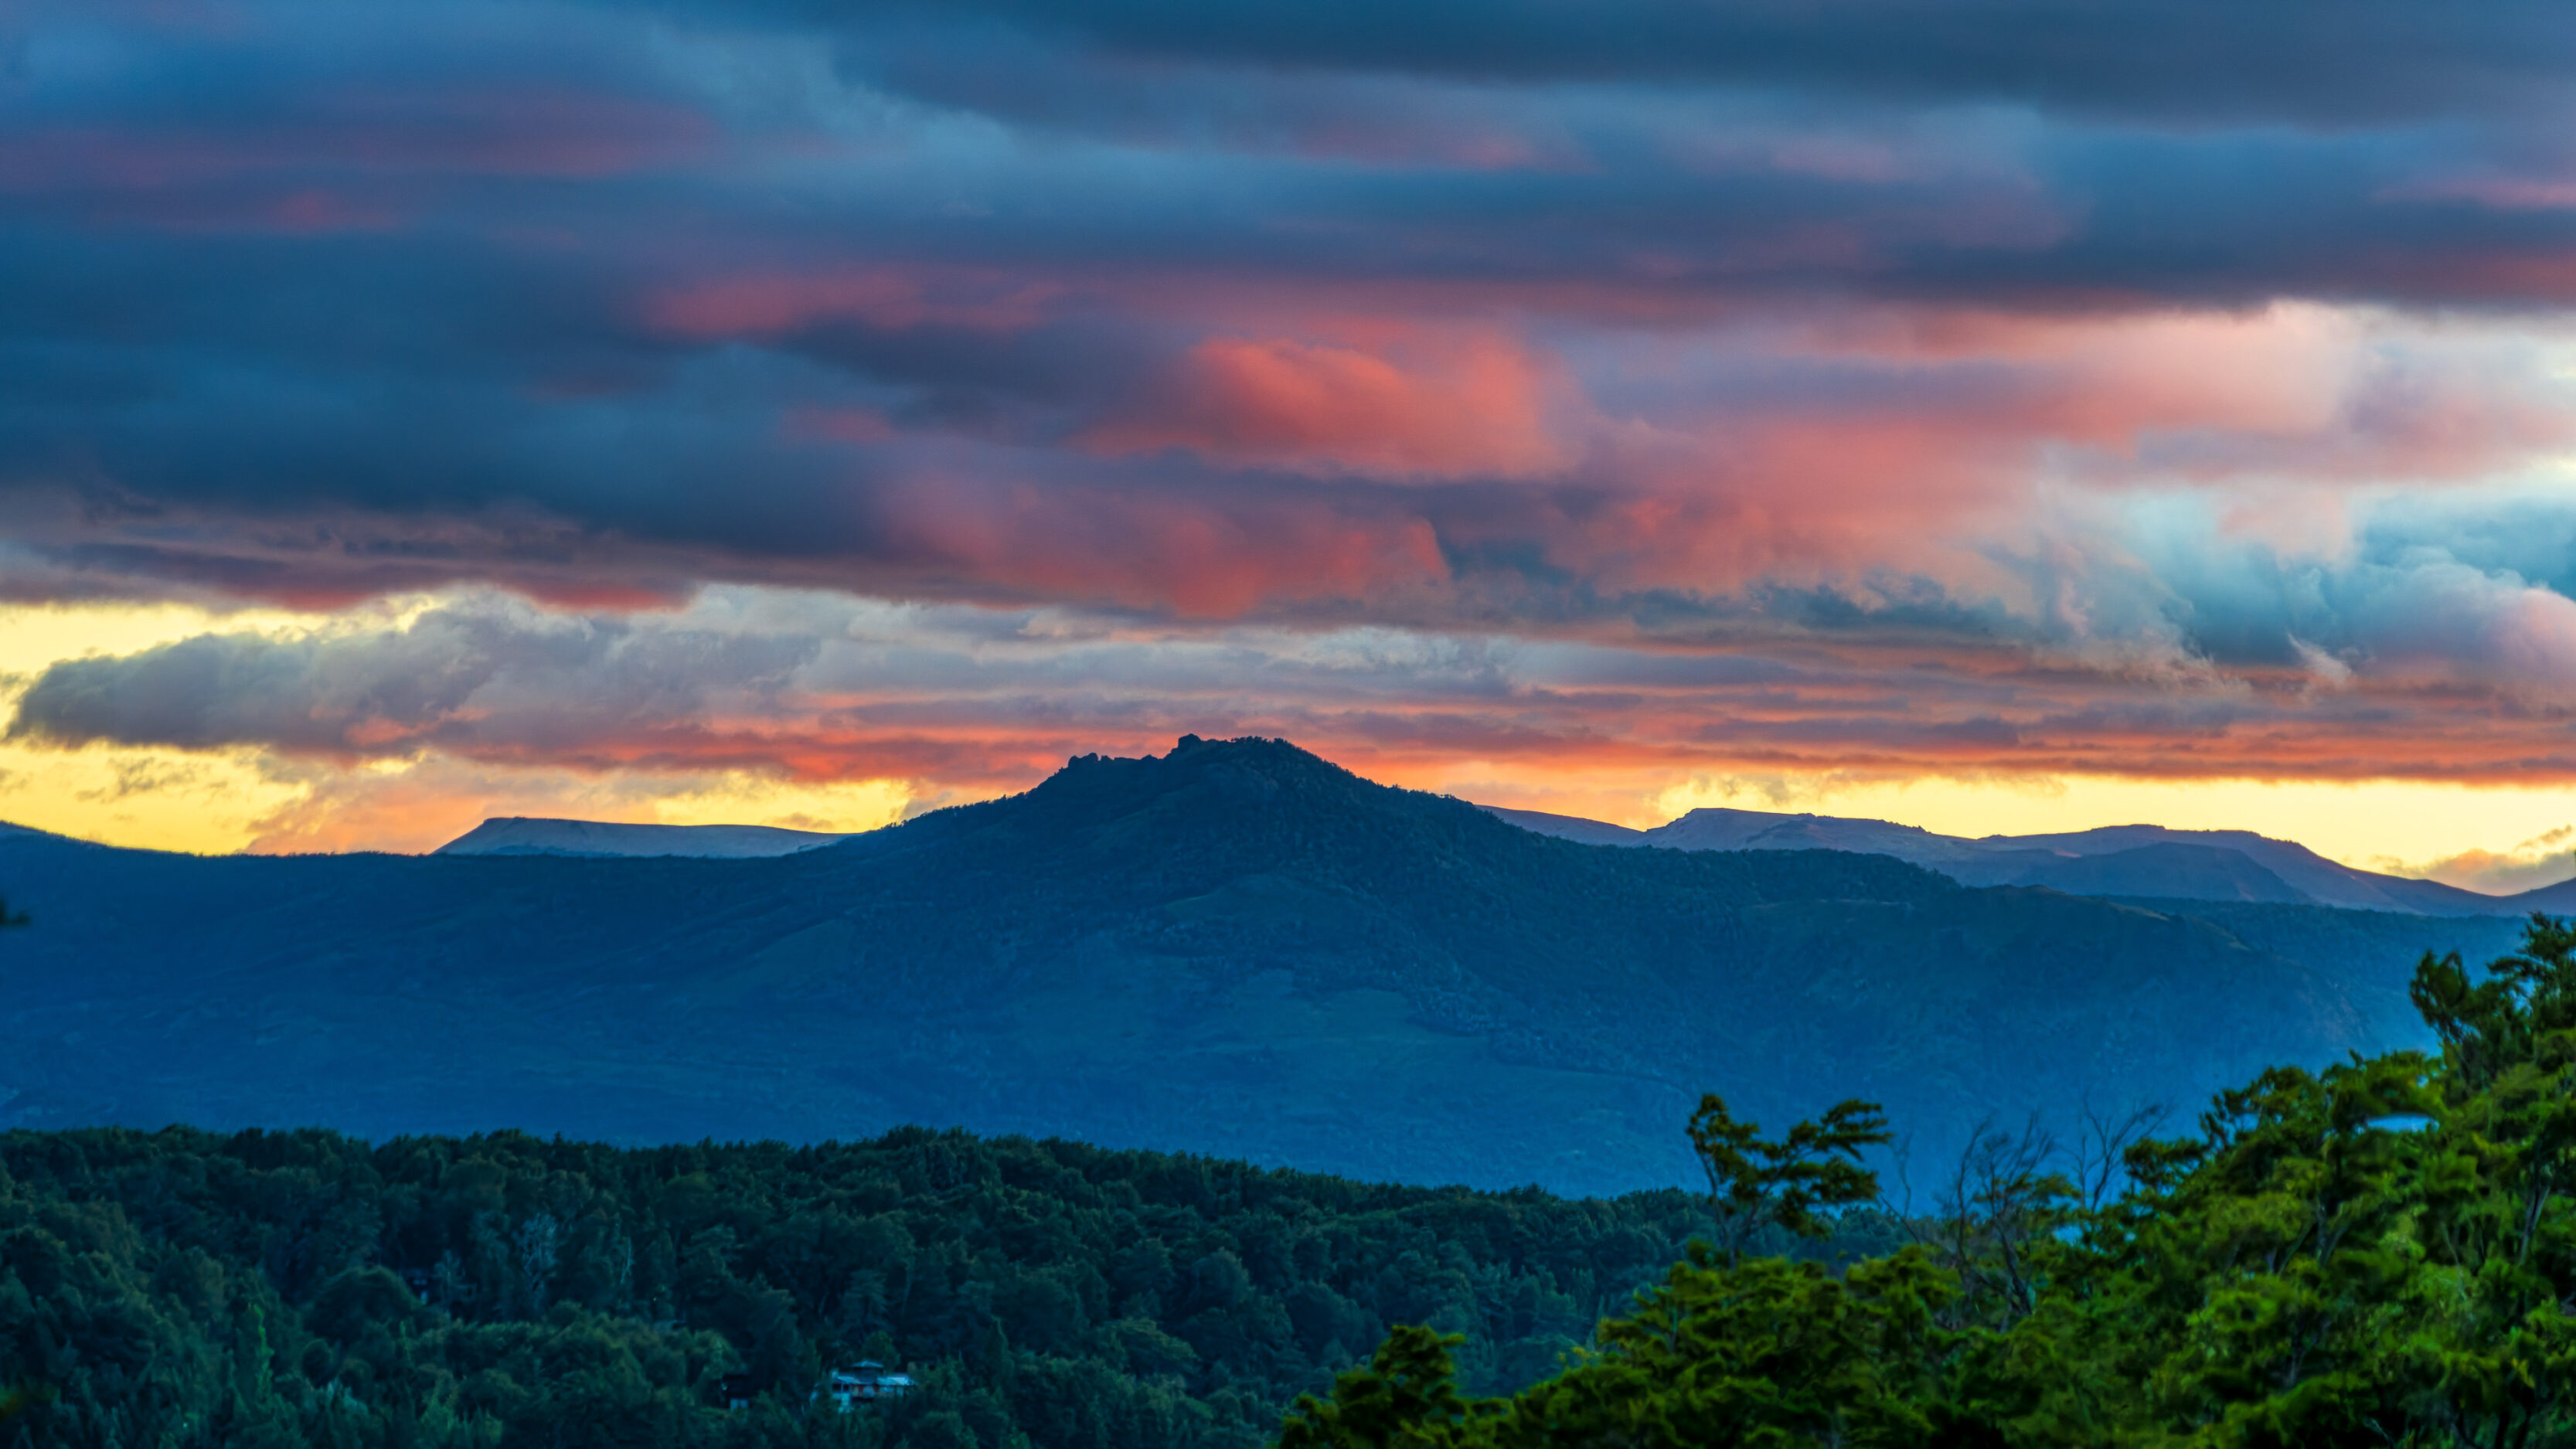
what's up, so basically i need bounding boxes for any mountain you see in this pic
[0,736,2527,1196]
[1643,808,1987,862]
[2001,842,2309,903]
[1478,805,1650,847]
[2515,875,2576,913]
[1490,804,2522,915]
[437,816,858,858]
[1986,823,2493,913]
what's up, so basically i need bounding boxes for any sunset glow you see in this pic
[5,1,2576,883]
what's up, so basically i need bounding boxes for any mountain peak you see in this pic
[982,735,1419,834]
[2,732,2515,1199]
[1041,735,1378,797]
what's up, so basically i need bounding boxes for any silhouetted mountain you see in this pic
[1643,808,1984,863]
[437,817,858,858]
[1989,823,2490,913]
[2003,842,2309,903]
[1478,805,1650,847]
[2513,875,2576,913]
[1494,804,2516,914]
[0,736,2529,1196]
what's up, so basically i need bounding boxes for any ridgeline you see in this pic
[0,736,2523,1194]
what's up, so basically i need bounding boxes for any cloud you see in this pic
[12,557,2576,830]
[1082,328,1576,477]
[788,0,2576,124]
[7,596,818,764]
[5,0,2576,852]
[648,267,1064,339]
[2379,825,2576,895]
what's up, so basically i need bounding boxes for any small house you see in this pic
[816,1362,916,1413]
[720,1373,757,1412]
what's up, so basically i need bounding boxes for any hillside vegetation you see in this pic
[9,918,2575,1447]
[0,1121,1838,1447]
[1284,914,2576,1447]
[0,736,2527,1192]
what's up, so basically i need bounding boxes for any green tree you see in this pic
[1275,1326,1483,1449]
[1268,914,2576,1449]
[1687,1095,1890,1264]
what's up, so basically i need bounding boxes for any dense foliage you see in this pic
[1283,914,2576,1447]
[0,1121,1893,1447]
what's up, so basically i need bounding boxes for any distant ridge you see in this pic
[1478,804,1650,847]
[435,817,858,859]
[4,733,2530,1194]
[1482,803,2527,916]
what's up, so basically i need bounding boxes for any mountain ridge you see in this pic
[0,735,2532,1195]
[437,816,859,858]
[1488,803,2536,915]
[413,783,2532,917]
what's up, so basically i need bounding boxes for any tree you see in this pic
[1687,1095,1890,1264]
[1275,1326,1482,1449]
[1889,1115,2073,1330]
[1265,915,2576,1449]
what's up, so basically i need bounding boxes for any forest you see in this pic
[0,1105,1873,1447]
[1285,914,2576,1447]
[7,913,2575,1445]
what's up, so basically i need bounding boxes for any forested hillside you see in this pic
[0,1122,1864,1448]
[13,917,2576,1447]
[1281,915,2576,1447]
[0,737,2523,1192]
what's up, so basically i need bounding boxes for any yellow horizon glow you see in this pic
[0,601,922,854]
[3,600,2574,885]
[0,600,325,853]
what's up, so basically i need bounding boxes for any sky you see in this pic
[4,0,2576,888]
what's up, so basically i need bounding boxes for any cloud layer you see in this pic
[3,0,2576,847]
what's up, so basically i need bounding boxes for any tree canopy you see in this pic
[0,1117,1866,1447]
[8,897,2571,1444]
[1279,913,2576,1447]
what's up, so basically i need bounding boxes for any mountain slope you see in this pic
[437,816,858,858]
[1477,805,1651,847]
[1991,823,2492,913]
[0,736,2525,1195]
[2514,876,2576,913]
[1496,804,2518,914]
[2004,842,2308,903]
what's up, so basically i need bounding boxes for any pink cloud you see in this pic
[876,478,1452,617]
[1084,327,1577,478]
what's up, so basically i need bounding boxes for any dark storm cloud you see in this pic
[730,0,2576,124]
[4,0,2576,798]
